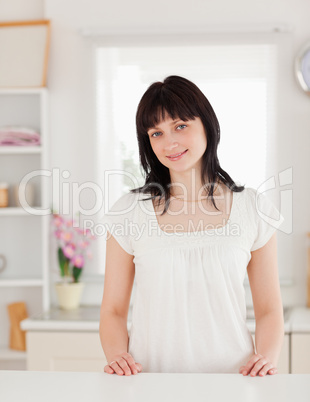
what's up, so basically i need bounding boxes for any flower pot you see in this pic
[55,282,84,310]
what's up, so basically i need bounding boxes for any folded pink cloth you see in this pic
[0,127,41,146]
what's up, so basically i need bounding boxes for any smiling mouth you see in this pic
[167,150,188,159]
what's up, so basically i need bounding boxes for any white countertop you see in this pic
[1,370,309,402]
[20,305,297,333]
[21,306,103,331]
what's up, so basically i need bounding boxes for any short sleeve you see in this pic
[102,193,138,256]
[248,188,285,252]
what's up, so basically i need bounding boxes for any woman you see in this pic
[99,75,285,377]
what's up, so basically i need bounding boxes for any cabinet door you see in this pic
[26,332,107,372]
[251,334,290,374]
[291,334,310,374]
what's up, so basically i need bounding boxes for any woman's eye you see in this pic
[151,132,161,138]
[177,124,187,130]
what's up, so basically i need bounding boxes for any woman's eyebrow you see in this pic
[148,119,184,131]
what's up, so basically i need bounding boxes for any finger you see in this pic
[240,354,261,375]
[104,365,115,374]
[239,366,247,374]
[258,363,274,377]
[250,358,269,377]
[117,357,133,376]
[109,361,124,376]
[243,354,265,375]
[136,363,142,372]
[122,353,139,374]
[242,363,259,376]
[268,368,278,375]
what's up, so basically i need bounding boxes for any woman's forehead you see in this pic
[154,114,181,125]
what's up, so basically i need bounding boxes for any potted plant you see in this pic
[51,213,96,310]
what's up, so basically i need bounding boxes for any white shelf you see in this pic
[0,347,26,361]
[0,146,42,154]
[0,279,44,287]
[0,88,50,371]
[0,88,47,95]
[0,207,43,216]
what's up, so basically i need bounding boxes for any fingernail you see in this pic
[243,371,247,375]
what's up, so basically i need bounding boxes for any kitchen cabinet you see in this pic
[0,88,50,369]
[291,334,310,373]
[25,332,289,373]
[290,307,310,373]
[26,331,107,371]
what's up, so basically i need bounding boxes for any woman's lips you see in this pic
[167,150,188,160]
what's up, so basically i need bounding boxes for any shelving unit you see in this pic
[0,279,44,287]
[0,146,42,154]
[0,88,50,368]
[0,208,41,216]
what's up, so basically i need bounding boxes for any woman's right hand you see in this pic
[104,352,143,376]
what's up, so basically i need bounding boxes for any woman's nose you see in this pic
[165,143,178,153]
[164,135,179,152]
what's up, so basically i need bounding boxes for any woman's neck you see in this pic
[169,168,219,200]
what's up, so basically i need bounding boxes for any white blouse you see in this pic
[103,187,285,373]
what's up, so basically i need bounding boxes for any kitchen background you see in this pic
[0,0,309,372]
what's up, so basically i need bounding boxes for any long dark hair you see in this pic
[130,75,245,215]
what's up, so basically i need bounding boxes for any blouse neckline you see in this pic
[148,190,238,236]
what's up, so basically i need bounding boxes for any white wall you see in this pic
[0,0,44,21]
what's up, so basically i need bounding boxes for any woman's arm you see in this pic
[242,232,284,376]
[99,231,140,375]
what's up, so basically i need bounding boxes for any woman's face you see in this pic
[147,115,207,173]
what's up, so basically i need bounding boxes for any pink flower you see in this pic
[63,243,76,259]
[53,215,63,228]
[52,212,97,279]
[54,229,62,239]
[78,240,89,249]
[74,227,84,236]
[61,231,73,242]
[85,229,94,239]
[65,219,74,228]
[71,254,84,268]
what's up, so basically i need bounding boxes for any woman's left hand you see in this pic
[239,353,278,377]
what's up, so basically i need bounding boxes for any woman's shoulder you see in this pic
[242,186,257,196]
[231,186,257,217]
[240,186,284,222]
[235,187,271,215]
[235,186,257,203]
[240,186,272,204]
[105,191,142,215]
